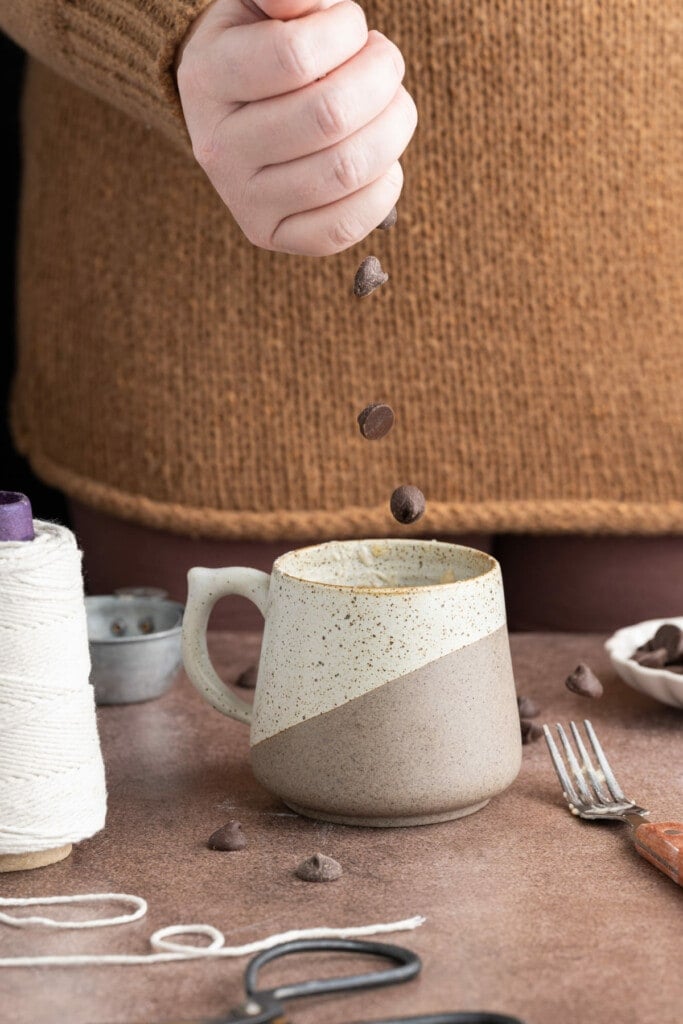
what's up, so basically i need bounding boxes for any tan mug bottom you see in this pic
[284,798,490,828]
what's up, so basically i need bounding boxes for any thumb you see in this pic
[255,0,341,19]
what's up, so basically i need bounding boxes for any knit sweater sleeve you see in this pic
[0,1,216,147]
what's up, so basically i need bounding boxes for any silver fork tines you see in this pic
[543,720,649,821]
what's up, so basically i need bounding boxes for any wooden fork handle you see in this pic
[633,821,683,885]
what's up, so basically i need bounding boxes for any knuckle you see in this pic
[242,219,271,251]
[385,161,404,192]
[372,32,404,79]
[273,22,317,85]
[403,89,418,128]
[191,135,218,171]
[330,144,368,194]
[314,89,349,141]
[327,214,363,252]
[346,1,369,37]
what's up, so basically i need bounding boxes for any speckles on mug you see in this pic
[251,541,508,745]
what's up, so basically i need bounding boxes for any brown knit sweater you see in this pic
[2,1,681,540]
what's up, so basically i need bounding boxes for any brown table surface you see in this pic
[3,632,682,1024]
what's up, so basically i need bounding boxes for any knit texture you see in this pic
[0,0,215,147]
[6,1,683,540]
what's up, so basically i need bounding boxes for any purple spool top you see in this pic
[0,491,35,542]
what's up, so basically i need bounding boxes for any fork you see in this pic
[543,720,683,886]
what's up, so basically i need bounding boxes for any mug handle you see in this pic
[182,566,271,725]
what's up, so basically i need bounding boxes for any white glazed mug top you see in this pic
[271,538,497,591]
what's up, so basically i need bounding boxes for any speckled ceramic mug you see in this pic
[182,539,521,827]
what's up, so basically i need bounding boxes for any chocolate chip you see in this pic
[565,663,604,699]
[652,623,683,663]
[295,853,342,883]
[207,820,247,851]
[357,403,395,441]
[353,256,388,297]
[377,206,398,230]
[517,695,541,719]
[520,719,543,744]
[236,665,258,690]
[632,647,669,669]
[390,485,426,525]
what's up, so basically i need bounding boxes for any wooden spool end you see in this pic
[0,845,73,873]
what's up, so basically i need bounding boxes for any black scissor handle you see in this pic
[354,1014,526,1023]
[244,937,421,1004]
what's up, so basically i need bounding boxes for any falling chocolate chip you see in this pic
[390,485,426,525]
[353,256,388,297]
[236,665,258,690]
[377,206,398,230]
[295,853,342,883]
[357,403,395,441]
[632,647,669,669]
[520,719,543,744]
[652,623,683,663]
[517,695,541,719]
[207,820,247,851]
[565,663,604,699]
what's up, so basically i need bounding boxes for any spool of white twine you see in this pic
[0,521,106,856]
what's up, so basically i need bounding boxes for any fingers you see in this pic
[257,0,339,18]
[250,86,417,215]
[271,160,404,255]
[198,2,368,106]
[229,30,405,166]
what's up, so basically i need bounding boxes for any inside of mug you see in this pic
[274,539,496,590]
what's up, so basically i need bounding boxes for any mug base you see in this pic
[283,798,490,828]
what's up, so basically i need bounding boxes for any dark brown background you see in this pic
[0,32,67,523]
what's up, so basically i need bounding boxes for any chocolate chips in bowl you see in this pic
[631,623,683,674]
[604,617,683,709]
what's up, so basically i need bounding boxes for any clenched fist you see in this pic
[176,0,417,255]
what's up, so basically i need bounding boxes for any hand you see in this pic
[176,0,417,255]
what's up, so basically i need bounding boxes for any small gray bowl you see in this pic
[86,595,184,705]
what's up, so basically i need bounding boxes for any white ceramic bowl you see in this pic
[604,617,683,710]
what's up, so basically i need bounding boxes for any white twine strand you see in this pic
[0,893,425,968]
[0,521,107,854]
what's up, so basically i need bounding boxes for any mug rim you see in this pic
[272,538,499,593]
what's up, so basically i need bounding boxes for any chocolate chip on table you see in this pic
[236,664,258,690]
[632,647,669,669]
[390,485,426,525]
[207,820,247,851]
[353,256,388,297]
[520,719,543,744]
[295,853,342,883]
[517,695,541,719]
[357,403,395,441]
[652,623,683,663]
[377,206,398,230]
[565,663,604,699]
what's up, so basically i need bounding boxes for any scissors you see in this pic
[159,937,525,1024]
